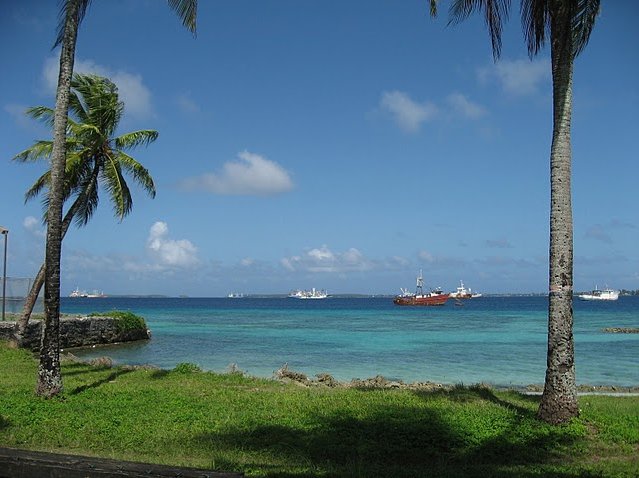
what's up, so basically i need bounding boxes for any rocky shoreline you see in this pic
[0,316,150,351]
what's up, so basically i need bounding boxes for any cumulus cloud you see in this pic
[478,58,550,96]
[584,224,612,244]
[43,56,153,119]
[178,151,294,196]
[23,216,45,238]
[380,90,438,132]
[281,245,372,273]
[176,92,200,114]
[147,221,198,267]
[446,92,486,119]
[485,238,514,249]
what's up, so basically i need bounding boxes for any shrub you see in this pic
[89,310,147,333]
[172,362,202,374]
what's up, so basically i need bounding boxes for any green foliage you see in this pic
[172,362,202,374]
[0,342,637,477]
[88,310,147,332]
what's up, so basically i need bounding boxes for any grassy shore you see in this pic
[1,342,637,477]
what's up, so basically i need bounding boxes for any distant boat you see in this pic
[393,270,449,306]
[578,286,619,301]
[70,287,106,298]
[449,280,482,299]
[228,292,245,298]
[69,287,88,298]
[289,288,328,299]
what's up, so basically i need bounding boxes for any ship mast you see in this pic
[416,269,424,295]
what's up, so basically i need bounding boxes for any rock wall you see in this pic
[0,316,150,351]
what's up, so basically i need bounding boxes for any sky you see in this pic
[1,0,637,297]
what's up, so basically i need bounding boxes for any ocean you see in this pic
[59,295,638,388]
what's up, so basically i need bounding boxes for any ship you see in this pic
[289,288,328,299]
[449,280,482,299]
[393,271,449,306]
[578,286,619,301]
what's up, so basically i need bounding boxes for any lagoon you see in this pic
[61,296,639,388]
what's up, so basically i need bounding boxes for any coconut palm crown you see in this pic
[15,73,157,226]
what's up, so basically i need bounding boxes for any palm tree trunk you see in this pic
[36,0,81,398]
[537,8,579,424]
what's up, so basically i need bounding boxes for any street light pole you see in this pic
[0,227,8,321]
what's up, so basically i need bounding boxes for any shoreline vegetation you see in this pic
[1,342,638,477]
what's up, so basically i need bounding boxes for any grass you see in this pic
[1,342,637,477]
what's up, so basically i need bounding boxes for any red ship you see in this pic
[393,270,449,306]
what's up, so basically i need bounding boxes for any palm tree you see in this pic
[13,74,158,346]
[38,0,196,397]
[433,0,599,424]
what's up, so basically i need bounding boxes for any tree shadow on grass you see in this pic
[0,416,9,431]
[69,369,133,395]
[191,387,597,478]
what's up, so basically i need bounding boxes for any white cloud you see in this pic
[446,92,486,119]
[176,92,200,114]
[178,151,294,196]
[380,90,438,132]
[23,216,45,238]
[43,56,153,119]
[147,221,198,268]
[479,58,550,96]
[418,250,434,262]
[485,238,514,249]
[4,103,31,128]
[281,245,372,273]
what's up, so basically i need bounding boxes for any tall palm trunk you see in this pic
[36,0,81,398]
[537,7,579,424]
[14,168,98,346]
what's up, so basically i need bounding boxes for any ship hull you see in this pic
[393,294,449,306]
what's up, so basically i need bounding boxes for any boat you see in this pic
[393,271,449,306]
[289,288,328,299]
[69,287,88,298]
[578,286,619,301]
[227,292,245,298]
[449,280,481,299]
[70,287,106,298]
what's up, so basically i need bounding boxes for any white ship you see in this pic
[578,286,619,301]
[289,288,328,299]
[448,280,481,299]
[69,287,106,298]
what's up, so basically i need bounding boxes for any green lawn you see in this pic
[1,342,637,477]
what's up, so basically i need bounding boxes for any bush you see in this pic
[89,310,147,333]
[172,362,202,374]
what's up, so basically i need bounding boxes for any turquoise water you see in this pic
[61,296,639,387]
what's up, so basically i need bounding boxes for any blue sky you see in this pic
[1,0,637,297]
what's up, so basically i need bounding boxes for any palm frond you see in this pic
[115,130,159,150]
[429,0,439,17]
[102,152,133,220]
[12,141,54,163]
[54,0,92,49]
[521,0,549,58]
[25,106,56,127]
[167,0,197,35]
[71,165,100,227]
[115,151,157,198]
[449,0,511,60]
[24,172,51,204]
[571,0,600,58]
